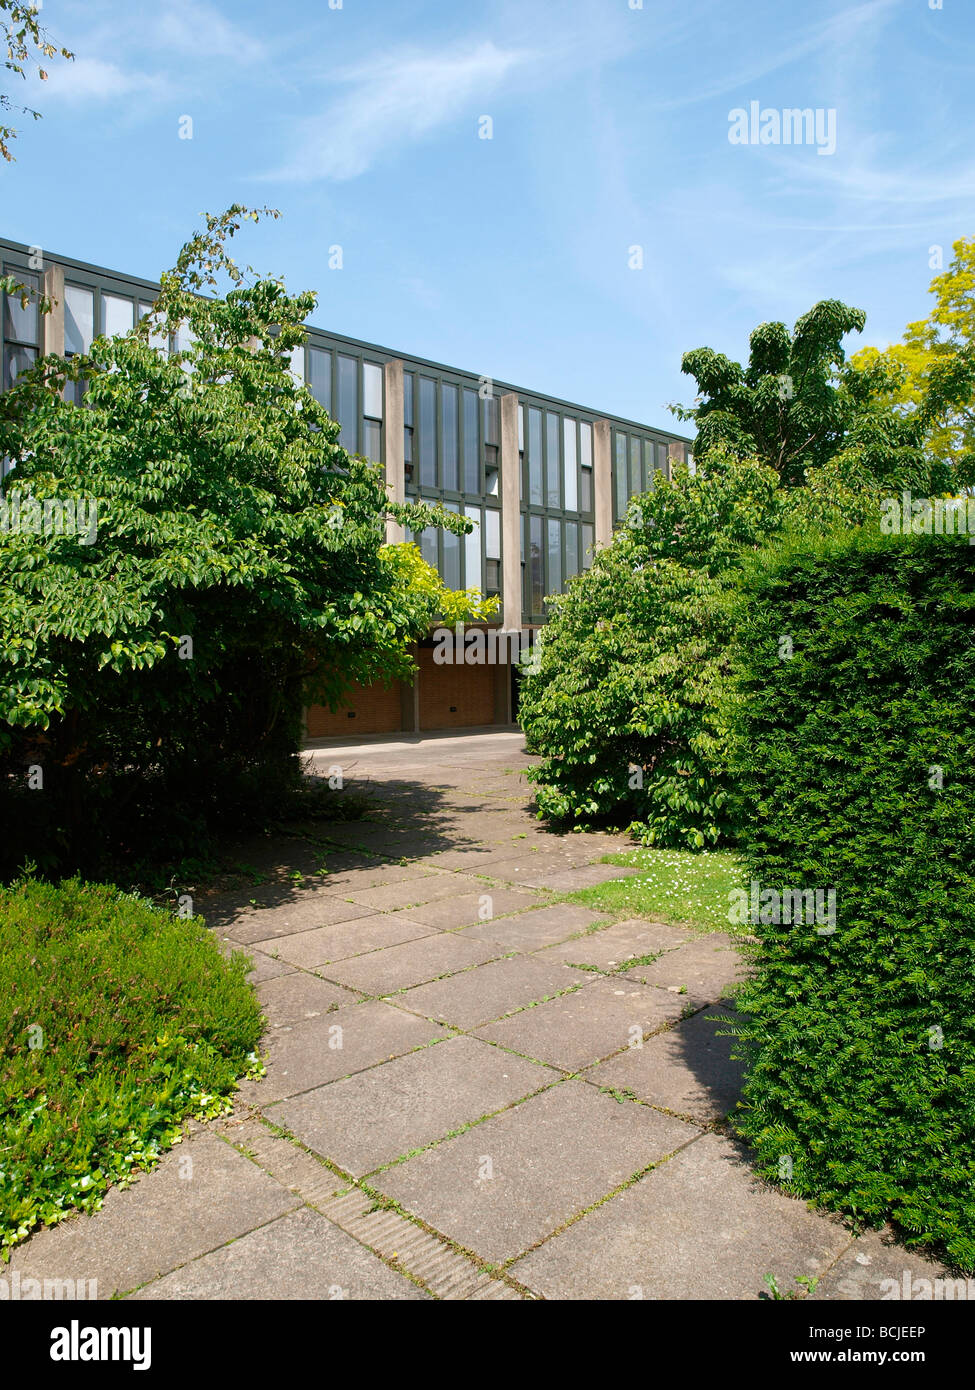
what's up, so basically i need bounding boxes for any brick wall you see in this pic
[417,649,497,730]
[305,680,404,737]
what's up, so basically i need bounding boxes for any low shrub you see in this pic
[0,876,263,1256]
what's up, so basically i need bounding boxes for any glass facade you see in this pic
[0,237,692,624]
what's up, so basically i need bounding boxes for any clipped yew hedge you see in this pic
[727,528,975,1268]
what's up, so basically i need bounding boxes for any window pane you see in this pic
[3,345,36,389]
[419,376,437,487]
[530,514,543,613]
[580,421,592,469]
[138,301,154,320]
[629,436,642,497]
[4,273,39,344]
[308,346,331,411]
[565,520,579,582]
[547,518,561,596]
[441,383,459,491]
[528,407,543,506]
[362,418,382,463]
[464,506,481,592]
[337,355,358,451]
[546,412,561,508]
[101,293,134,338]
[482,394,499,446]
[463,388,479,494]
[563,417,578,512]
[443,503,461,589]
[615,434,627,518]
[403,371,414,427]
[289,345,304,386]
[582,523,594,568]
[580,465,593,513]
[64,285,94,356]
[484,508,500,560]
[517,403,524,452]
[419,525,438,571]
[656,442,669,479]
[363,362,383,419]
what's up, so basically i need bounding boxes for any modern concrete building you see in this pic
[1,236,693,735]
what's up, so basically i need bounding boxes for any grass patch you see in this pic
[0,876,263,1257]
[567,847,743,932]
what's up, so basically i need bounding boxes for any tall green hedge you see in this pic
[727,529,975,1269]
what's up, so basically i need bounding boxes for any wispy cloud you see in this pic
[150,0,266,63]
[263,40,532,182]
[40,56,168,104]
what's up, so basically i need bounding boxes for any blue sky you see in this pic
[2,0,974,432]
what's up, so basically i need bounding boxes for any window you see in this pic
[362,361,383,419]
[563,417,578,512]
[289,345,304,387]
[101,293,134,338]
[463,388,479,494]
[565,520,579,582]
[403,370,414,479]
[2,269,39,390]
[528,407,543,505]
[614,433,627,518]
[337,355,357,451]
[443,502,461,588]
[582,523,594,569]
[656,442,669,479]
[64,285,94,356]
[308,346,331,412]
[580,421,593,513]
[546,412,561,508]
[629,436,642,497]
[485,507,501,595]
[441,383,459,491]
[529,513,543,613]
[547,517,561,596]
[63,283,94,404]
[362,361,383,463]
[464,505,482,593]
[419,376,436,487]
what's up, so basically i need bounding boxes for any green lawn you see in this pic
[568,846,745,933]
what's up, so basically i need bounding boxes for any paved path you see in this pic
[11,732,949,1300]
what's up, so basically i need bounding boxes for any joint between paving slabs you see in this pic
[216,1113,530,1299]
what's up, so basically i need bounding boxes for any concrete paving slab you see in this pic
[243,949,297,984]
[513,864,640,892]
[623,932,745,1001]
[460,903,612,952]
[270,1036,557,1176]
[251,913,435,969]
[373,1079,695,1264]
[238,999,444,1103]
[540,918,695,973]
[476,974,693,1070]
[342,874,475,911]
[585,1008,746,1122]
[512,1132,851,1300]
[392,954,592,1030]
[811,1227,955,1301]
[257,971,363,1029]
[7,1133,299,1298]
[132,1206,429,1300]
[316,931,504,995]
[384,886,543,931]
[219,893,376,945]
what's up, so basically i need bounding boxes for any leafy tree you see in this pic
[0,207,492,876]
[519,453,784,848]
[1,0,73,161]
[851,237,975,489]
[673,300,935,492]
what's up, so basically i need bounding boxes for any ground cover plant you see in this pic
[0,875,263,1256]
